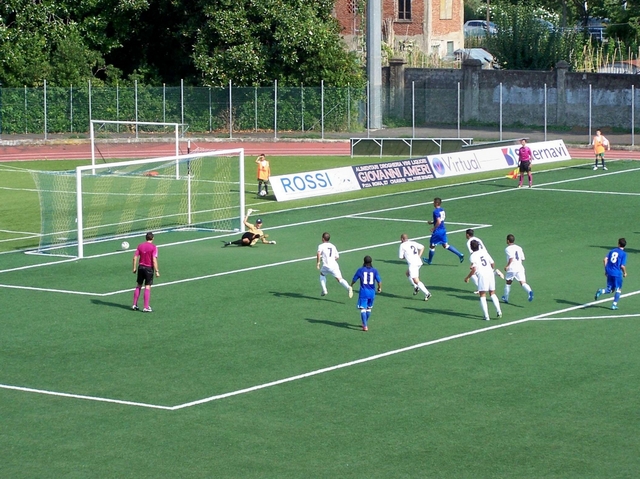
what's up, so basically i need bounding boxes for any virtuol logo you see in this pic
[501,147,518,166]
[430,157,447,176]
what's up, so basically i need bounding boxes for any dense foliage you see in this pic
[0,0,364,88]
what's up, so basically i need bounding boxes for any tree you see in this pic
[487,2,581,69]
[191,0,364,87]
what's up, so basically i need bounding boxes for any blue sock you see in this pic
[428,249,435,263]
[447,244,462,257]
[361,310,367,327]
[614,291,621,303]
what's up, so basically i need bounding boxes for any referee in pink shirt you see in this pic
[517,139,533,188]
[132,232,160,312]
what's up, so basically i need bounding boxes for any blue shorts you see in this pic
[430,229,448,247]
[607,275,623,292]
[357,296,375,310]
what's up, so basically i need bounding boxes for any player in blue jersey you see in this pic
[595,238,628,310]
[351,255,382,331]
[423,197,464,265]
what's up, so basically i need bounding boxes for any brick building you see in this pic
[333,0,464,60]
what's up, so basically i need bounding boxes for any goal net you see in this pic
[90,120,185,164]
[30,149,245,258]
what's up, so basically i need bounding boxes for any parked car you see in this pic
[464,20,498,37]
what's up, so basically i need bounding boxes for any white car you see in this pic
[464,20,498,37]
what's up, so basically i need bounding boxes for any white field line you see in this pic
[3,289,639,410]
[534,188,640,196]
[536,313,640,321]
[0,228,41,236]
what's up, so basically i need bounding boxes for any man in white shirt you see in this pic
[465,229,504,294]
[317,232,353,298]
[502,234,534,303]
[399,234,432,301]
[464,240,503,320]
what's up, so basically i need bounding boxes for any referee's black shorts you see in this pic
[137,265,155,285]
[519,161,531,173]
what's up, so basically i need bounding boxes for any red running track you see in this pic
[0,140,637,161]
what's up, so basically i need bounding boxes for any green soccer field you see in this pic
[1,156,640,478]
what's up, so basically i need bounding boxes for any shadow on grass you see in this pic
[91,299,135,311]
[270,291,343,304]
[590,244,640,254]
[305,318,362,331]
[403,306,484,321]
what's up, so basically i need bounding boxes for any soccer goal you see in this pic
[30,148,245,258]
[90,120,185,166]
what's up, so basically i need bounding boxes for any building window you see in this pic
[440,0,452,20]
[398,0,411,20]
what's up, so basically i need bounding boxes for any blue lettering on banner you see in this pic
[353,158,435,188]
[281,173,333,192]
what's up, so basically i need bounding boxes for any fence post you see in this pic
[254,86,258,132]
[229,80,233,139]
[457,82,461,138]
[274,80,278,140]
[301,84,305,132]
[135,80,139,138]
[499,82,503,141]
[0,82,3,138]
[411,81,415,138]
[588,84,592,144]
[44,79,48,140]
[321,80,324,140]
[632,85,635,147]
[70,85,73,133]
[116,82,120,132]
[209,87,212,133]
[347,84,350,131]
[544,83,547,141]
[163,83,166,123]
[24,86,28,134]
[181,79,185,136]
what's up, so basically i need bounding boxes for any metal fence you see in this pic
[1,79,639,146]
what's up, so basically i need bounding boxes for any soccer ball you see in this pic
[259,189,267,197]
[121,241,130,250]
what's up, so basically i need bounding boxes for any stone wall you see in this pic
[384,60,640,129]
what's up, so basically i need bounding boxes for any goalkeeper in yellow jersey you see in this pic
[223,209,276,247]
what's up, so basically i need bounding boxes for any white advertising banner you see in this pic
[269,140,572,201]
[271,167,361,201]
[428,140,572,178]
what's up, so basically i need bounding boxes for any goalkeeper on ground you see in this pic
[223,209,276,247]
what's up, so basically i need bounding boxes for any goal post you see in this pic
[89,120,184,171]
[30,148,245,258]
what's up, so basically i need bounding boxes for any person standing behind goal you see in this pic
[255,153,271,196]
[132,232,160,312]
[317,232,353,298]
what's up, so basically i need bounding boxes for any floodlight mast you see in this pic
[366,0,382,130]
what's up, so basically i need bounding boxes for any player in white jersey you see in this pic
[399,234,432,301]
[502,234,534,303]
[464,240,502,320]
[465,229,504,294]
[317,232,353,298]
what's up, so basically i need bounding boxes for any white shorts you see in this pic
[505,268,526,283]
[320,264,343,280]
[407,264,422,279]
[476,272,496,292]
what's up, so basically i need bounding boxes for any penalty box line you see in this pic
[3,290,637,411]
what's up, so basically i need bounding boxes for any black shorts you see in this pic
[137,265,155,286]
[241,232,261,246]
[519,161,531,173]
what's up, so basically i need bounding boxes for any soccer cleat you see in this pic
[528,291,534,302]
[473,291,479,295]
[594,289,602,300]
[528,184,532,188]
[362,326,368,331]
[413,286,419,296]
[422,257,431,265]
[611,304,618,310]
[501,295,509,303]
[348,287,353,299]
[321,291,327,297]
[593,165,598,170]
[497,311,503,319]
[143,307,153,312]
[484,316,490,321]
[603,166,608,171]
[517,185,522,188]
[222,241,230,247]
[132,305,139,311]
[424,292,432,301]
[459,254,464,263]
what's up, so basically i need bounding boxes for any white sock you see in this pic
[522,283,532,294]
[472,276,479,288]
[320,275,327,293]
[339,278,351,290]
[503,284,511,299]
[418,281,430,295]
[490,294,502,314]
[480,296,489,319]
